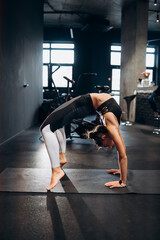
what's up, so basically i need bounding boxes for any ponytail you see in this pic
[86,125,108,147]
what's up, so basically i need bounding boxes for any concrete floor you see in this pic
[0,123,160,240]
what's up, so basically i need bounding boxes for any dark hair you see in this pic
[86,125,108,147]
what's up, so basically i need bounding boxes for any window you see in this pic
[111,69,121,90]
[42,42,75,89]
[52,66,73,88]
[110,45,157,104]
[146,47,156,84]
[110,45,121,104]
[43,65,48,87]
[110,46,121,66]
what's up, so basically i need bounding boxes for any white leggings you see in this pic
[41,125,66,168]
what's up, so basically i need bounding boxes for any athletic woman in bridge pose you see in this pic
[40,93,127,190]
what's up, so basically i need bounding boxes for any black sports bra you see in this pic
[97,98,122,124]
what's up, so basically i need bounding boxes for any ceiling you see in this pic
[43,0,160,32]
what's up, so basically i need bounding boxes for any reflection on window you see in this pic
[51,43,74,49]
[43,43,50,48]
[51,50,74,64]
[146,47,155,53]
[43,50,50,63]
[52,66,72,88]
[111,46,121,51]
[112,69,120,91]
[146,54,155,67]
[43,66,48,87]
[111,52,121,66]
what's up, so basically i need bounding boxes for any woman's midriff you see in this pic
[90,93,112,110]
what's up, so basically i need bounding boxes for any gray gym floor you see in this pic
[0,123,160,240]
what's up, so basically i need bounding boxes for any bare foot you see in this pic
[46,167,65,191]
[60,160,67,168]
[59,153,67,168]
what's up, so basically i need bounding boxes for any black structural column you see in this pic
[120,0,149,122]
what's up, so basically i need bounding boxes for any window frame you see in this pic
[110,44,158,89]
[146,46,158,84]
[42,41,75,91]
[110,44,121,104]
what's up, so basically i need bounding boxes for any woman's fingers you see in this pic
[107,169,120,175]
[105,181,122,188]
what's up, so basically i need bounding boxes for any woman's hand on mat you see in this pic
[107,169,120,175]
[105,181,123,188]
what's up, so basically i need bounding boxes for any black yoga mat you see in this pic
[0,168,159,194]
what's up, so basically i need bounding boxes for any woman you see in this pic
[40,93,127,190]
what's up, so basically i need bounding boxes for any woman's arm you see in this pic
[105,115,127,188]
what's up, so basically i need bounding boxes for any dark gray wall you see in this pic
[0,0,43,144]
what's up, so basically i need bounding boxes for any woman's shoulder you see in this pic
[104,112,120,128]
[90,93,111,101]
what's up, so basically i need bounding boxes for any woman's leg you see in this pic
[55,128,67,167]
[41,125,65,190]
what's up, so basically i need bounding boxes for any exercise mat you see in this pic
[0,168,159,194]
